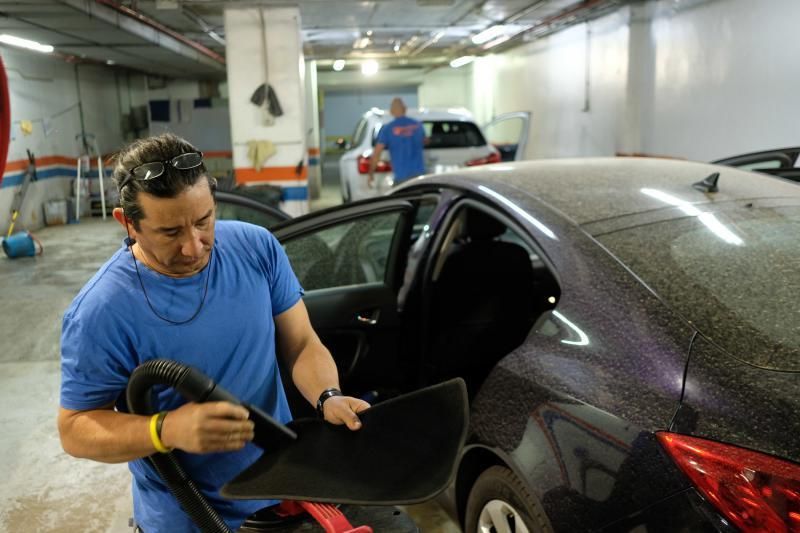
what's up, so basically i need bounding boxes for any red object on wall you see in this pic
[0,53,10,184]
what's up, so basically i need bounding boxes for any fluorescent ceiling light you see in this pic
[0,34,54,53]
[472,24,530,47]
[449,55,474,68]
[353,36,371,49]
[471,25,506,45]
[332,59,345,71]
[361,60,379,76]
[482,35,511,50]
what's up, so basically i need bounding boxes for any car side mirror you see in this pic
[335,137,349,150]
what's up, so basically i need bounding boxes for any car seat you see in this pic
[427,208,540,396]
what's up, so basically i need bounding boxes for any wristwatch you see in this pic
[316,387,343,418]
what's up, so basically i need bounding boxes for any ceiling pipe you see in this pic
[431,0,620,71]
[181,6,227,47]
[93,0,225,63]
[60,0,225,70]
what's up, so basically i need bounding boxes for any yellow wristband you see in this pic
[149,412,171,453]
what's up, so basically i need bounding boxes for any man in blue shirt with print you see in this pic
[57,133,370,532]
[369,97,425,189]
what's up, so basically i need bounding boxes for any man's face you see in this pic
[127,179,216,277]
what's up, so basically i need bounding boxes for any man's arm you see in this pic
[368,143,385,188]
[58,400,255,464]
[275,299,369,430]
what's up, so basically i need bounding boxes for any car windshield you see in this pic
[423,121,486,148]
[597,201,800,370]
[373,120,486,148]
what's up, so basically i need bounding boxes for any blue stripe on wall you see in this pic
[282,186,308,201]
[308,157,320,166]
[2,167,112,188]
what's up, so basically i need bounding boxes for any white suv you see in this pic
[338,108,504,202]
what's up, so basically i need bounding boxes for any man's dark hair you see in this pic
[113,133,216,229]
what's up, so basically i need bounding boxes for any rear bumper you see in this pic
[600,488,736,533]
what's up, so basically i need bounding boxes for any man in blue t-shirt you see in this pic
[369,97,425,189]
[57,133,370,532]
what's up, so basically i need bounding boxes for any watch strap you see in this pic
[316,388,343,418]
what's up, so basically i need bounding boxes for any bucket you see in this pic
[2,231,43,258]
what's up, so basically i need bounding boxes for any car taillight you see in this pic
[465,151,502,166]
[357,154,391,174]
[657,432,800,532]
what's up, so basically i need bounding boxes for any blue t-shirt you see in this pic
[60,220,304,532]
[376,115,426,182]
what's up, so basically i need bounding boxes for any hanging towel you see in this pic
[247,140,276,171]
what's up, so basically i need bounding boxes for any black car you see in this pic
[714,146,800,183]
[218,158,800,533]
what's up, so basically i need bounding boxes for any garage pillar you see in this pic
[304,60,322,200]
[224,6,309,216]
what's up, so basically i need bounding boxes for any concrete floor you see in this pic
[0,165,459,532]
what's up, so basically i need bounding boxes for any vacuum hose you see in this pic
[126,359,243,533]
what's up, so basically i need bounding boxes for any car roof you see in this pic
[418,157,800,229]
[366,107,476,123]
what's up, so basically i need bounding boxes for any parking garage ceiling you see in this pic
[0,0,633,78]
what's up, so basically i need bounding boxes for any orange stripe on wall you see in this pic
[307,147,320,156]
[5,155,76,172]
[235,166,308,183]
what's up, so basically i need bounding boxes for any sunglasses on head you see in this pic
[118,151,204,192]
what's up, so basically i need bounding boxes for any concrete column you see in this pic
[224,6,308,216]
[621,3,656,156]
[304,60,321,200]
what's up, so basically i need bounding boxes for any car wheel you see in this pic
[465,466,552,533]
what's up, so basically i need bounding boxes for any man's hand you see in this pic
[160,401,255,454]
[367,173,375,188]
[322,395,370,431]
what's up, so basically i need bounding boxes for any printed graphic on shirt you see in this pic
[392,124,420,137]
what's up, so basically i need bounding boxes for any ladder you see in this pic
[6,149,36,237]
[74,133,107,221]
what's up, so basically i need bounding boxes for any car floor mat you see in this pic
[221,378,468,505]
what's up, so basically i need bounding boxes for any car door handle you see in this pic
[356,309,380,325]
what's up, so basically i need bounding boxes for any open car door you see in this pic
[483,111,531,162]
[272,198,422,416]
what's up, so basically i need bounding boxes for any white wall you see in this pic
[418,66,472,110]
[1,48,129,234]
[461,0,800,162]
[639,0,800,160]
[469,9,630,159]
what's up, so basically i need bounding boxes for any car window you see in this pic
[215,197,286,229]
[351,118,368,147]
[483,117,525,146]
[422,121,486,148]
[282,211,404,291]
[597,203,800,370]
[411,199,437,241]
[737,160,783,170]
[371,124,382,147]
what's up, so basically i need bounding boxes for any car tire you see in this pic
[465,466,553,533]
